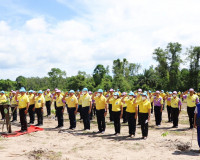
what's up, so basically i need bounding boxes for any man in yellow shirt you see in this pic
[34,90,45,126]
[79,88,92,130]
[53,90,65,128]
[121,92,128,123]
[28,90,35,124]
[45,89,52,117]
[171,91,182,128]
[0,91,7,120]
[16,87,30,132]
[160,90,166,110]
[92,89,108,134]
[108,89,114,122]
[135,92,151,140]
[63,90,78,130]
[122,92,138,137]
[10,91,18,122]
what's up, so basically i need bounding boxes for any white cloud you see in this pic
[1,0,200,80]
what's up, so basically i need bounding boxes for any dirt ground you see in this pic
[0,102,200,160]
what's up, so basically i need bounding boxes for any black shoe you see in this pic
[38,124,43,126]
[35,124,40,126]
[11,120,17,122]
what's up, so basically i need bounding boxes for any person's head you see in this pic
[28,90,34,95]
[0,91,5,96]
[20,87,26,96]
[168,91,172,96]
[97,89,103,97]
[189,88,194,96]
[89,91,92,95]
[109,89,114,95]
[82,88,88,95]
[47,89,50,93]
[141,93,147,101]
[129,92,134,99]
[121,92,126,97]
[12,91,16,96]
[138,89,142,94]
[148,90,152,95]
[113,92,119,99]
[156,91,160,97]
[172,91,177,98]
[56,90,61,96]
[38,90,43,96]
[69,90,75,96]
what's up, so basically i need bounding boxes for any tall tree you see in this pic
[93,64,106,87]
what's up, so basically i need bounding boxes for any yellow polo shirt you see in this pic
[121,97,128,107]
[171,97,180,108]
[167,97,172,106]
[186,94,198,107]
[110,98,122,112]
[11,96,17,105]
[28,94,35,105]
[45,92,52,101]
[124,98,137,113]
[0,95,7,103]
[35,95,45,108]
[80,93,92,107]
[56,95,64,107]
[94,95,107,110]
[138,99,151,113]
[18,94,29,109]
[65,95,78,108]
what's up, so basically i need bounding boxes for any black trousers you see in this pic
[28,104,35,123]
[56,107,63,127]
[54,102,57,117]
[46,101,51,116]
[122,107,127,123]
[35,108,43,125]
[68,107,76,129]
[127,112,136,135]
[0,105,5,119]
[82,106,90,130]
[151,103,154,114]
[96,109,106,132]
[138,105,141,124]
[154,106,162,125]
[78,105,83,120]
[187,107,196,128]
[113,111,121,134]
[19,108,27,131]
[109,104,113,122]
[171,108,179,127]
[11,106,17,121]
[167,105,172,122]
[140,113,149,137]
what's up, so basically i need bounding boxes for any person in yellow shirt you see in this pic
[77,90,83,120]
[121,92,128,123]
[108,89,114,122]
[107,92,123,135]
[0,91,7,120]
[63,90,78,130]
[171,91,182,128]
[10,91,18,122]
[45,89,52,117]
[92,89,108,134]
[28,90,35,124]
[135,93,151,140]
[16,87,30,132]
[53,90,65,128]
[122,92,138,137]
[165,92,172,122]
[34,90,45,126]
[79,88,92,131]
[182,88,199,129]
[160,90,166,110]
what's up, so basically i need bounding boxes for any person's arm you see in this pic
[120,104,123,118]
[106,95,112,103]
[89,101,92,114]
[121,95,127,104]
[104,103,108,117]
[135,105,138,119]
[74,103,78,115]
[25,102,30,114]
[194,113,197,128]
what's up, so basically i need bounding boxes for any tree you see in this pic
[16,76,27,89]
[93,64,106,87]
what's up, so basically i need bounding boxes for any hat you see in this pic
[77,89,80,92]
[141,93,148,97]
[0,91,5,94]
[114,92,119,96]
[173,91,177,94]
[97,89,103,93]
[129,92,134,96]
[189,88,194,92]
[110,89,114,92]
[82,88,88,92]
[156,91,160,94]
[122,92,126,96]
[138,88,142,92]
[161,90,164,93]
[55,88,58,91]
[117,89,120,91]
[168,91,172,94]
[12,91,16,94]
[56,90,61,93]
[89,91,92,94]
[148,90,152,93]
[47,89,50,92]
[38,90,43,94]
[20,87,26,92]
[69,90,75,93]
[29,90,34,93]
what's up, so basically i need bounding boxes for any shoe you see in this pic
[114,133,117,135]
[128,134,132,137]
[157,125,161,127]
[143,137,147,140]
[55,126,63,129]
[11,120,17,122]
[101,131,105,134]
[71,128,75,130]
[38,124,43,126]
[35,124,39,126]
[19,130,27,132]
[115,133,120,136]
[97,131,102,134]
[85,129,90,131]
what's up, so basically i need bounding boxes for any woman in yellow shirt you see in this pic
[122,92,138,137]
[135,93,151,140]
[0,91,7,120]
[10,91,18,122]
[107,92,123,135]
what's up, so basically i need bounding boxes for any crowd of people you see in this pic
[0,87,200,151]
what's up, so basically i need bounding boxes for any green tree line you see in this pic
[0,42,200,92]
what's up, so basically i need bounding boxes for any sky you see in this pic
[0,0,200,80]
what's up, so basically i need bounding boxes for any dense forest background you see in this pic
[0,42,200,92]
